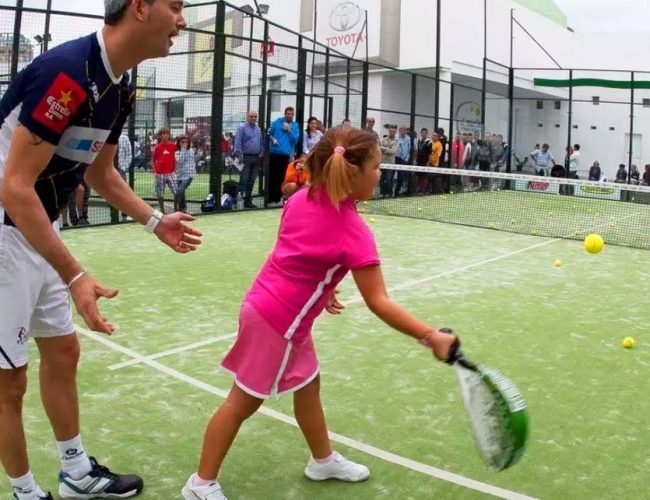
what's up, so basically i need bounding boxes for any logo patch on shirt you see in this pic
[32,72,87,134]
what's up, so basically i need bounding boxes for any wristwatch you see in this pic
[144,209,163,233]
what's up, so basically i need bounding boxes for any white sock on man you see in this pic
[57,434,92,480]
[9,470,46,497]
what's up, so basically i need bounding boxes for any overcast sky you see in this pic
[552,0,650,34]
[3,0,650,34]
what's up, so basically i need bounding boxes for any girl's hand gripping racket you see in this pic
[440,328,529,471]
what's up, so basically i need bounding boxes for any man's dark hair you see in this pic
[284,106,295,113]
[421,127,428,132]
[105,0,156,26]
[573,144,580,150]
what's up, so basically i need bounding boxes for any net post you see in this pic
[208,0,227,202]
[566,69,573,179]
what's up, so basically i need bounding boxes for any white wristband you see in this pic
[66,271,87,290]
[144,209,163,233]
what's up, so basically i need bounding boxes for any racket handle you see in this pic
[439,328,479,372]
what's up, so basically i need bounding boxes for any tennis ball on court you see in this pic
[363,201,368,205]
[623,337,635,349]
[417,207,422,212]
[531,229,538,236]
[553,259,562,267]
[369,217,376,223]
[489,223,496,229]
[548,211,553,216]
[510,219,516,224]
[388,210,394,216]
[358,208,365,214]
[584,234,604,254]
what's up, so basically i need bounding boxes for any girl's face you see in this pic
[351,145,381,201]
[180,139,189,149]
[308,120,318,131]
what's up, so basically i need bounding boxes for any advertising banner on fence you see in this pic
[514,179,560,195]
[573,183,621,201]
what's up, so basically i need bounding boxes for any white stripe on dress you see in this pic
[283,264,341,340]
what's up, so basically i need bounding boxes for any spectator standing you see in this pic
[268,106,300,203]
[234,110,264,208]
[643,164,650,185]
[568,144,580,179]
[303,116,324,155]
[379,126,398,196]
[175,136,196,212]
[588,161,602,181]
[630,164,640,185]
[428,132,443,194]
[393,125,412,196]
[152,127,178,213]
[530,143,555,176]
[365,116,379,142]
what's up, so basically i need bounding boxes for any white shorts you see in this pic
[0,220,74,369]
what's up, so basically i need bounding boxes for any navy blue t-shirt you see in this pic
[0,31,134,225]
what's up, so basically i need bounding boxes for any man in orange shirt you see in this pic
[282,154,310,198]
[428,132,444,194]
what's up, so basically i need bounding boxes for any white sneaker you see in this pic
[304,451,370,482]
[181,474,227,500]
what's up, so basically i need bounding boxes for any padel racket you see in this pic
[441,328,529,471]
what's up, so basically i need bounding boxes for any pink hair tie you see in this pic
[334,146,346,155]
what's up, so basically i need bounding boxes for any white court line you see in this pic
[345,237,561,305]
[77,325,537,500]
[108,332,237,371]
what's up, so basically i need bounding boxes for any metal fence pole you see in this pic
[628,71,635,189]
[259,20,270,208]
[128,65,138,190]
[44,0,52,52]
[10,0,24,79]
[481,57,487,138]
[324,47,330,128]
[566,69,573,183]
[345,58,351,120]
[209,1,227,199]
[506,67,514,174]
[360,61,368,128]
[296,37,307,155]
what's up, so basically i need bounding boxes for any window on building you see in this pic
[536,100,544,110]
[643,98,650,108]
[554,101,561,110]
[592,96,600,105]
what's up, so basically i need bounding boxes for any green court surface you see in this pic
[15,210,650,499]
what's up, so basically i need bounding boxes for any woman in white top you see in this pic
[302,116,323,154]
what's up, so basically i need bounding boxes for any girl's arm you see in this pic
[352,264,455,361]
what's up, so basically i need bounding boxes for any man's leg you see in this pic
[35,335,81,443]
[237,159,249,198]
[245,157,259,207]
[0,366,29,478]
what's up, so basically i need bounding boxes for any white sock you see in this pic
[57,434,92,480]
[9,470,46,497]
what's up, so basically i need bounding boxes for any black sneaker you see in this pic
[58,457,143,498]
[12,488,52,499]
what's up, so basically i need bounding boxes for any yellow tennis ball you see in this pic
[531,229,538,236]
[369,217,376,223]
[553,259,562,267]
[417,207,422,212]
[510,219,516,224]
[584,234,604,254]
[388,210,394,216]
[488,223,495,229]
[623,337,635,349]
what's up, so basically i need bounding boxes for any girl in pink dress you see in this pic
[183,126,458,500]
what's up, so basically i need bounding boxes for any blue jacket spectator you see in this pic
[269,113,299,156]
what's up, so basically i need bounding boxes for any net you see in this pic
[365,164,650,250]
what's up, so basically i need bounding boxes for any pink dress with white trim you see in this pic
[221,188,380,398]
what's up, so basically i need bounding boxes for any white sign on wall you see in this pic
[303,0,400,65]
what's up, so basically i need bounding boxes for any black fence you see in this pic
[1,1,649,229]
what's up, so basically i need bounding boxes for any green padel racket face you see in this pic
[454,364,529,471]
